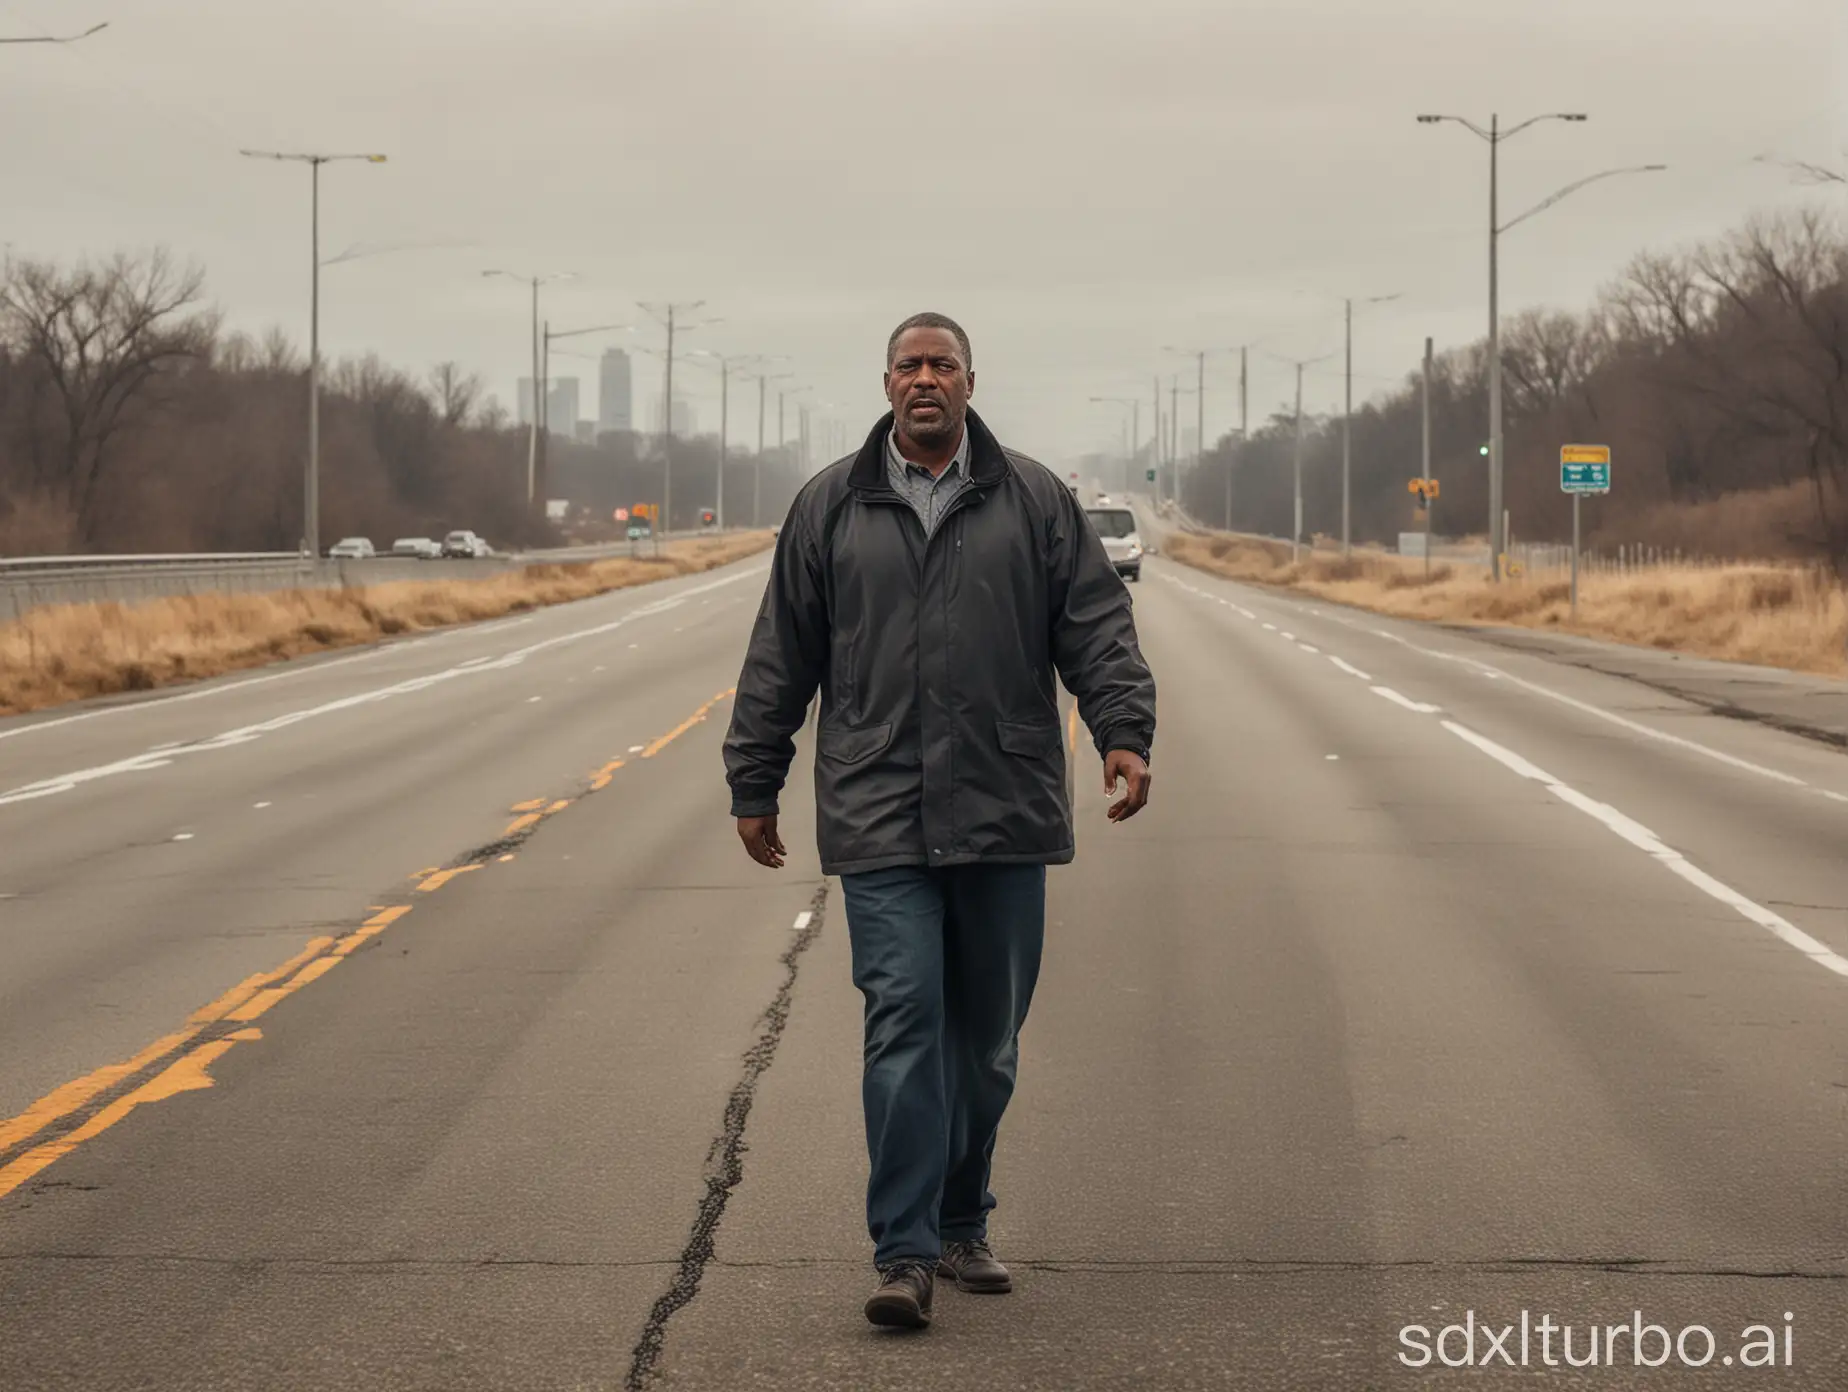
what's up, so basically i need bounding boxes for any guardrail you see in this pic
[0,531,741,619]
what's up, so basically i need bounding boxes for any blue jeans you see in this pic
[839,863,1046,1267]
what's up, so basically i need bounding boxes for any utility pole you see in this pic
[1293,361,1306,560]
[1168,377,1178,500]
[1343,297,1352,555]
[638,301,712,535]
[1422,336,1434,579]
[1196,350,1205,511]
[243,150,389,553]
[1151,376,1162,504]
[1233,345,1248,531]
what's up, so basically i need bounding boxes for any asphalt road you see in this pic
[2,526,1845,1389]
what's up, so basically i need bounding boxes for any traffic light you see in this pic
[1479,442,1489,456]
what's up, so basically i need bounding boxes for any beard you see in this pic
[902,399,962,448]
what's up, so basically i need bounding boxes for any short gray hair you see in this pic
[886,312,972,370]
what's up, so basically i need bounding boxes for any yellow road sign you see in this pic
[1561,444,1610,465]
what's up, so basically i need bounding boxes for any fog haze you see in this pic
[5,0,1842,463]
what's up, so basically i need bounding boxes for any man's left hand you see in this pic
[1103,750,1151,822]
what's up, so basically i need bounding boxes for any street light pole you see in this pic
[1419,112,1659,579]
[483,269,575,513]
[243,149,388,554]
[1089,397,1139,487]
[0,22,109,43]
[1343,297,1351,554]
[1339,292,1404,555]
[1270,348,1339,559]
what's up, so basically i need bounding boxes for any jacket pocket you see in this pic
[995,718,1061,759]
[818,721,894,765]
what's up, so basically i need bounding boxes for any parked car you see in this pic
[391,537,441,559]
[328,537,375,559]
[442,529,486,558]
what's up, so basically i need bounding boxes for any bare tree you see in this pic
[0,249,216,541]
[429,361,483,428]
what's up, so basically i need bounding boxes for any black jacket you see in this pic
[723,408,1156,876]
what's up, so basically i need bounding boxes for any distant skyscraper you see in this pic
[548,379,578,439]
[599,349,634,434]
[650,396,699,436]
[517,377,579,436]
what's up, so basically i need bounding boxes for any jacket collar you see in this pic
[850,407,1010,493]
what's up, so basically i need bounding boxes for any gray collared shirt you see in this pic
[885,425,972,538]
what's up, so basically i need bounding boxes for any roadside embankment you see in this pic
[0,533,774,717]
[1164,532,1848,678]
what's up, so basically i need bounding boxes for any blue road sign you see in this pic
[1560,445,1611,494]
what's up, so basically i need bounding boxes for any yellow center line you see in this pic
[643,689,734,758]
[0,1026,203,1154]
[333,905,413,958]
[0,684,744,1198]
[187,936,337,1027]
[0,1035,248,1201]
[502,812,542,837]
[417,864,481,893]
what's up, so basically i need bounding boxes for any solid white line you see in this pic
[1441,720,1848,980]
[1371,686,1442,715]
[1254,592,1839,801]
[0,569,761,811]
[0,567,762,747]
[1329,656,1372,681]
[1418,647,1811,789]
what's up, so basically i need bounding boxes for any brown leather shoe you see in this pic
[864,1259,934,1329]
[937,1237,1012,1293]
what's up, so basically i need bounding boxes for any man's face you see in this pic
[884,327,973,449]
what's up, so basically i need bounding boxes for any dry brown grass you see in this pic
[1165,532,1848,677]
[0,533,774,716]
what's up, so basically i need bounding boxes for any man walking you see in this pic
[723,312,1156,1330]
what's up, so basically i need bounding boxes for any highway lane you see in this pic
[2,544,1845,1388]
[0,560,768,1122]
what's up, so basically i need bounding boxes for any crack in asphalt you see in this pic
[625,883,829,1391]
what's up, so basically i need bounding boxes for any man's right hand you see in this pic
[737,815,787,869]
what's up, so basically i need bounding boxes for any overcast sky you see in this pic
[3,0,1843,467]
